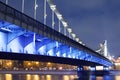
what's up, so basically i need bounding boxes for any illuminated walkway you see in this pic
[0,1,112,67]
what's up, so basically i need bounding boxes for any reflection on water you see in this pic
[63,75,76,80]
[5,74,12,80]
[63,75,69,80]
[96,76,104,80]
[46,75,52,80]
[96,76,103,80]
[115,75,120,80]
[33,75,39,80]
[3,74,77,80]
[90,75,115,80]
[0,73,120,80]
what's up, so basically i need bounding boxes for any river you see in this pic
[0,70,120,80]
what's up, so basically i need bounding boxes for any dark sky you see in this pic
[0,0,120,58]
[53,0,120,58]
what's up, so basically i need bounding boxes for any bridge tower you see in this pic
[97,40,108,57]
[103,40,108,57]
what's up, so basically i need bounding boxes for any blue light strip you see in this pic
[0,20,112,66]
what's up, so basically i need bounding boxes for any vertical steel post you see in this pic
[44,0,47,25]
[22,0,24,13]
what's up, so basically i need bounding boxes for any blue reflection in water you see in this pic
[77,71,117,80]
[90,75,96,80]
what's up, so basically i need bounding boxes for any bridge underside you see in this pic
[0,1,112,67]
[0,52,100,66]
[0,19,112,66]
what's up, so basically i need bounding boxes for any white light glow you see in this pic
[76,38,79,42]
[57,14,62,20]
[68,54,71,58]
[62,21,68,27]
[71,33,76,38]
[1,27,12,32]
[67,28,72,33]
[63,53,66,57]
[50,5,56,11]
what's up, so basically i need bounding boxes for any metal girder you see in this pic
[0,1,113,66]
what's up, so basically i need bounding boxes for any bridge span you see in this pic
[0,1,112,67]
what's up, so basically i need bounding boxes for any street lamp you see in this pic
[50,5,56,11]
[57,14,62,20]
[79,41,82,44]
[71,33,76,40]
[67,28,72,33]
[75,37,79,42]
[62,21,68,28]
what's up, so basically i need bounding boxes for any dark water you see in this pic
[0,74,78,80]
[0,71,120,80]
[77,70,120,80]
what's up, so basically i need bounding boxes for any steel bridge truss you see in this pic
[0,20,112,66]
[0,1,112,66]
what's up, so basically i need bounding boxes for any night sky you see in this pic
[0,0,120,58]
[53,0,120,59]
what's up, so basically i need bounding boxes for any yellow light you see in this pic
[33,75,39,80]
[46,75,52,80]
[28,63,31,66]
[6,62,12,66]
[70,75,74,79]
[35,62,39,65]
[47,62,51,65]
[63,75,69,80]
[26,74,31,80]
[5,74,12,80]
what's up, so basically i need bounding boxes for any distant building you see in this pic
[114,57,120,70]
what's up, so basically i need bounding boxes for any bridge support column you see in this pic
[77,66,90,80]
[89,66,96,76]
[103,66,109,71]
[90,66,96,71]
[103,66,110,75]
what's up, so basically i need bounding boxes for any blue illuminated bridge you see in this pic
[0,1,112,67]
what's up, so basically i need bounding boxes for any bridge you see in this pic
[0,0,112,68]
